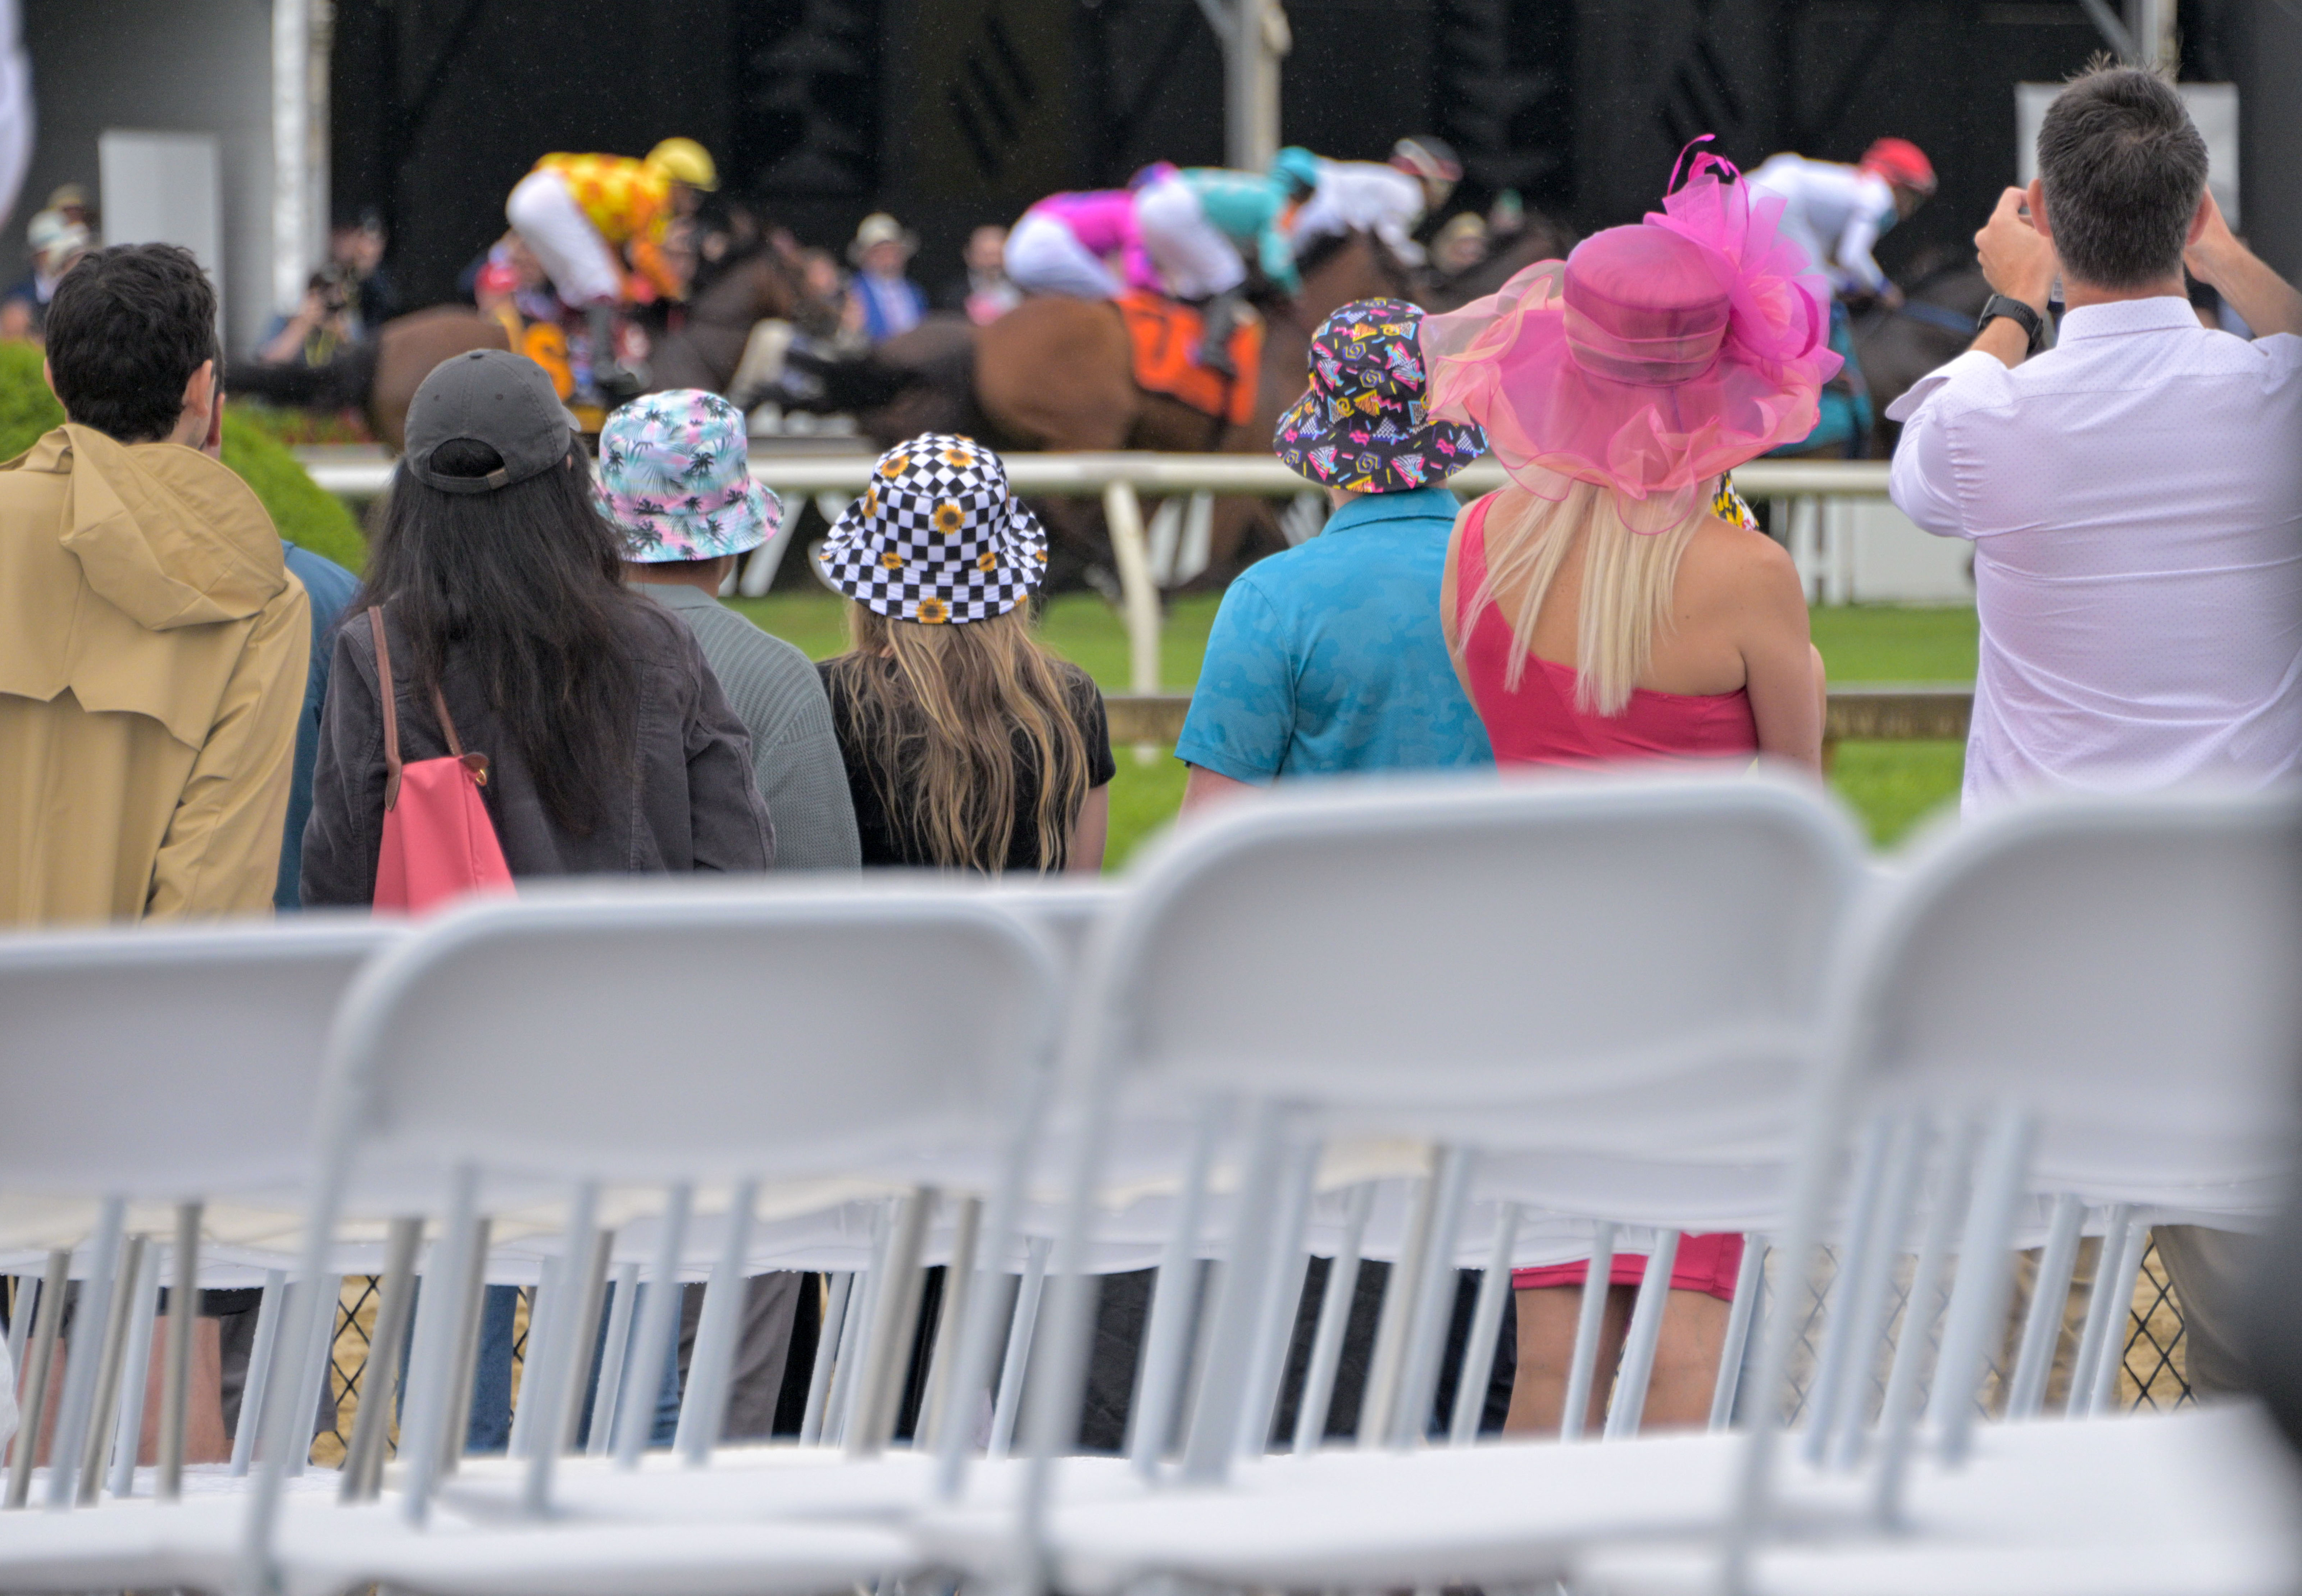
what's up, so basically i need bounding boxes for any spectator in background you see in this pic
[938,223,1020,324]
[1421,157,1834,1429]
[0,243,309,925]
[1178,300,1492,813]
[817,434,1114,872]
[44,183,95,233]
[254,267,361,369]
[1432,212,1490,276]
[0,209,92,341]
[301,349,771,905]
[843,213,927,342]
[328,208,396,331]
[1885,67,2302,1400]
[602,390,861,870]
[275,540,359,910]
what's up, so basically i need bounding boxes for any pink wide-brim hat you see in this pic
[1420,143,1843,532]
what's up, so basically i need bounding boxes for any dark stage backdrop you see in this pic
[331,0,2294,318]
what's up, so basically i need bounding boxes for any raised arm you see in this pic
[2186,190,2302,338]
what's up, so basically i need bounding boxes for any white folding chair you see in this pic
[914,769,1872,1593]
[0,916,401,1592]
[1582,786,2302,1596]
[239,880,1068,1596]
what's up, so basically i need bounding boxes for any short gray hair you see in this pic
[2037,66,2206,289]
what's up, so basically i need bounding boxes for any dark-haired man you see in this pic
[0,243,309,923]
[1888,68,2302,1400]
[1889,66,2301,814]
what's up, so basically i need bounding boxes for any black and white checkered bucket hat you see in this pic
[821,434,1048,624]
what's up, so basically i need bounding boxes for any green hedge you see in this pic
[0,341,366,573]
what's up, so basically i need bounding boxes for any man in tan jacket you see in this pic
[0,243,309,923]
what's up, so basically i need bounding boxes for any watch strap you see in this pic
[1978,293,2046,353]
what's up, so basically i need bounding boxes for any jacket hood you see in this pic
[0,425,293,749]
[23,424,285,629]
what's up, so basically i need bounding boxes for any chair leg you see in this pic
[588,1262,640,1458]
[525,1189,605,1511]
[343,1216,424,1502]
[615,1189,689,1468]
[283,1274,343,1477]
[1559,1222,1618,1442]
[799,1272,853,1446]
[989,1237,1052,1459]
[442,1217,495,1476]
[47,1195,126,1507]
[1360,1162,1441,1450]
[1928,1108,2039,1466]
[229,1270,288,1476]
[399,1170,481,1521]
[1180,1101,1293,1481]
[1293,1182,1375,1456]
[1452,1203,1521,1446]
[158,1203,201,1500]
[1874,1115,1980,1527]
[675,1181,759,1465]
[1603,1230,1682,1439]
[1236,1137,1322,1460]
[2006,1193,2088,1419]
[1127,1099,1226,1477]
[2079,1216,2151,1417]
[918,1196,982,1449]
[1393,1148,1477,1450]
[106,1239,164,1496]
[1826,1114,1934,1469]
[850,1187,936,1458]
[4,1249,69,1507]
[1803,1114,1894,1463]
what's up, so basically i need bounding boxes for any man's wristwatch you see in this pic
[1977,293,2047,354]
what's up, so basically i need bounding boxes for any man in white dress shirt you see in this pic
[1889,66,2302,1396]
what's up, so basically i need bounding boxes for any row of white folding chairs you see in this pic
[2,771,2297,1596]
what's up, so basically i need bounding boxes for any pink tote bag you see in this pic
[369,612,514,915]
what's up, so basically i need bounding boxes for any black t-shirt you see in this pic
[819,656,1118,872]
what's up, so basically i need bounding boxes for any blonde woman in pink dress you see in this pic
[1423,143,1837,1431]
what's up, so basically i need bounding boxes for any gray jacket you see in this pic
[301,604,771,906]
[640,584,859,870]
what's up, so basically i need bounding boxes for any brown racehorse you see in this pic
[353,226,831,449]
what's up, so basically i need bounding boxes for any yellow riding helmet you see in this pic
[646,137,719,191]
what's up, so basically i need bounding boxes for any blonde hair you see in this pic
[1467,482,1705,717]
[825,603,1091,873]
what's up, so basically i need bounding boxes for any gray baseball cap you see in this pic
[404,348,583,494]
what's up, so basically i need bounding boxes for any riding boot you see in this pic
[1194,290,1245,377]
[587,304,643,401]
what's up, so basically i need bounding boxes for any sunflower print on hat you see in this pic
[820,433,1048,624]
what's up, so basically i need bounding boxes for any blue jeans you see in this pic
[465,1283,682,1453]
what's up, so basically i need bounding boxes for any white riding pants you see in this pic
[1133,175,1245,300]
[506,168,622,306]
[1003,212,1125,299]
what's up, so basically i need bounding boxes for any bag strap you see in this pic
[373,610,403,812]
[372,608,487,813]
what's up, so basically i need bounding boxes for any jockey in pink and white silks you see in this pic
[1002,189,1161,300]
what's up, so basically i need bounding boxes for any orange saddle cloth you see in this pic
[1115,290,1264,427]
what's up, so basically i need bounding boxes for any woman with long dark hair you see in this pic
[301,349,769,904]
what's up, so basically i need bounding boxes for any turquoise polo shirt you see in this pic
[1175,485,1494,782]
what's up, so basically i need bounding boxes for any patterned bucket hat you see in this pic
[820,434,1047,624]
[600,390,781,562]
[1274,298,1487,494]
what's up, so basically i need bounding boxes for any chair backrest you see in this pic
[0,916,399,1203]
[1846,788,2302,1218]
[1727,788,2302,1572]
[1077,771,1867,1179]
[318,880,1066,1207]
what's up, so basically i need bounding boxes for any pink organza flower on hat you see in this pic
[1420,142,1842,532]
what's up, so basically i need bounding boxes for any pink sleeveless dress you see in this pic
[1456,493,1758,767]
[1457,492,1751,1299]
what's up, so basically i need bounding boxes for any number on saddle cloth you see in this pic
[1116,290,1263,426]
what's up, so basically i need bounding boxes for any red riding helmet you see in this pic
[1861,137,1937,196]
